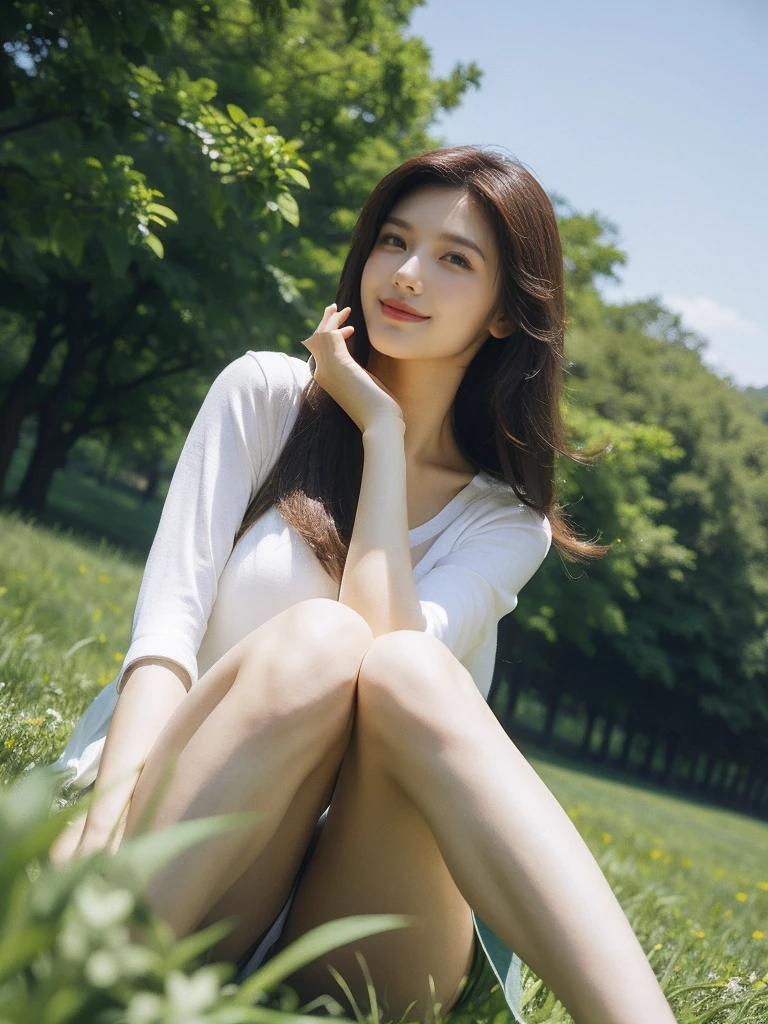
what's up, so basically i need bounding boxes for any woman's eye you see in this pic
[379,232,470,268]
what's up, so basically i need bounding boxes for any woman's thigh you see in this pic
[117,599,372,939]
[123,597,371,838]
[272,707,476,1024]
[199,717,354,964]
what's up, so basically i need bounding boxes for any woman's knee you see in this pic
[356,630,464,750]
[231,598,374,735]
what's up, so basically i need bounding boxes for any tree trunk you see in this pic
[540,690,562,748]
[748,775,764,808]
[578,702,600,757]
[637,731,658,778]
[717,761,734,796]
[696,753,712,790]
[658,733,679,786]
[503,684,522,733]
[705,755,721,792]
[0,309,61,495]
[595,716,614,763]
[734,765,750,802]
[616,714,636,771]
[141,456,163,502]
[13,339,93,513]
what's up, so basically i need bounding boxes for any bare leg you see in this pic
[121,598,373,939]
[356,631,678,1024]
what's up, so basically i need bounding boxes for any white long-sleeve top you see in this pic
[52,348,551,790]
[115,348,552,699]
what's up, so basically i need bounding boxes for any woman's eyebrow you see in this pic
[382,215,486,262]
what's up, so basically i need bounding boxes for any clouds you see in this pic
[663,295,767,389]
[664,295,762,338]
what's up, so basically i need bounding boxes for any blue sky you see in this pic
[407,0,767,389]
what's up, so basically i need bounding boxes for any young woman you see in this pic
[48,146,677,1024]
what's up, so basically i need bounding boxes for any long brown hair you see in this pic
[233,145,610,581]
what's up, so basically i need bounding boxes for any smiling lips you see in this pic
[379,299,430,322]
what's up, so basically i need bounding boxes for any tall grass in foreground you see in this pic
[1,507,767,1022]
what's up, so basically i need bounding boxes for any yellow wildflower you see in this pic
[653,943,663,951]
[78,564,88,574]
[99,633,106,643]
[42,672,49,683]
[98,574,112,584]
[98,673,110,687]
[601,833,612,843]
[753,931,764,940]
[673,965,681,972]
[736,892,748,902]
[23,717,43,727]
[92,608,103,621]
[4,738,14,749]
[650,849,663,861]
[113,652,124,662]
[693,931,705,938]
[758,881,768,891]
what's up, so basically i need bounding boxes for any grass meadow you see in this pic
[0,505,766,1022]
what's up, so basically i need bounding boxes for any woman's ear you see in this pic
[489,313,515,339]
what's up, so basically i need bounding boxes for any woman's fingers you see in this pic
[321,303,350,330]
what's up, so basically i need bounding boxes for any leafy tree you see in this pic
[0,0,481,511]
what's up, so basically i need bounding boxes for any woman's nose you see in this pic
[392,256,422,290]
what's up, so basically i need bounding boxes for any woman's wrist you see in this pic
[362,413,405,442]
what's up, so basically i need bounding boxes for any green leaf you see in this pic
[167,916,239,970]
[62,635,98,661]
[98,226,133,279]
[232,914,415,1006]
[275,191,299,227]
[240,121,263,142]
[143,232,164,259]
[108,812,263,888]
[147,203,178,223]
[52,210,84,267]
[226,104,248,124]
[285,168,310,189]
[40,985,89,1024]
[0,923,58,983]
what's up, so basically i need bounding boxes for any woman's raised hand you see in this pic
[301,303,403,433]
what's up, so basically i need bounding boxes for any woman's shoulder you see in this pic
[462,472,552,550]
[210,349,312,413]
[243,348,313,393]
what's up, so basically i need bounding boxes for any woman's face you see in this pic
[360,183,511,364]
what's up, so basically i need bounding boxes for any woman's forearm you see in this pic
[338,416,424,637]
[80,660,191,845]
